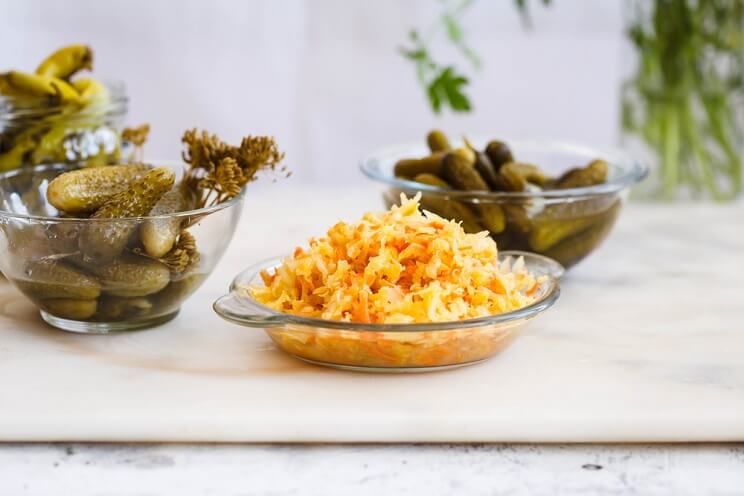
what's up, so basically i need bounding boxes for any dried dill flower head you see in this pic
[160,230,200,273]
[181,128,286,207]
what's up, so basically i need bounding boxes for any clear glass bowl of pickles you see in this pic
[0,162,244,333]
[361,131,648,269]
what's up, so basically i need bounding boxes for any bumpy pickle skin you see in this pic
[140,186,194,258]
[394,153,445,179]
[485,141,514,170]
[495,163,527,192]
[19,260,101,300]
[426,130,450,152]
[441,153,489,191]
[78,167,175,262]
[414,173,484,233]
[47,163,151,214]
[555,159,608,189]
[35,44,93,80]
[41,298,97,320]
[89,254,171,297]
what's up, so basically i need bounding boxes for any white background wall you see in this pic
[1,0,625,184]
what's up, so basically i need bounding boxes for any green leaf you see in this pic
[426,66,472,114]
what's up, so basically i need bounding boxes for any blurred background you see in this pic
[0,0,625,184]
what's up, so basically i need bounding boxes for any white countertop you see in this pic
[1,185,743,492]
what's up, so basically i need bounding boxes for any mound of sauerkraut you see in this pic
[251,194,541,324]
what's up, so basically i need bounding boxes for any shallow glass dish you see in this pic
[361,139,648,268]
[0,162,244,333]
[214,251,562,373]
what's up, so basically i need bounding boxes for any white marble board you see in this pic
[0,186,742,442]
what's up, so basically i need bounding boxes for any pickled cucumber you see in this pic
[96,296,152,320]
[79,167,175,262]
[426,130,450,152]
[555,159,608,189]
[485,141,513,170]
[394,153,445,179]
[19,260,100,300]
[495,163,527,192]
[529,200,621,252]
[89,255,171,297]
[543,206,620,267]
[140,186,194,258]
[441,153,489,191]
[473,152,501,190]
[150,274,206,314]
[47,163,151,214]
[41,298,97,320]
[414,174,483,233]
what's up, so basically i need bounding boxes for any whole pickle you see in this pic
[452,147,476,166]
[495,162,527,192]
[414,173,484,233]
[394,153,444,179]
[503,204,532,235]
[543,206,620,267]
[140,186,194,258]
[36,44,93,80]
[554,159,608,189]
[529,200,621,252]
[441,153,489,191]
[41,298,97,320]
[89,255,171,297]
[151,274,206,314]
[96,295,152,320]
[473,152,500,190]
[426,130,450,152]
[504,162,550,187]
[47,163,151,214]
[485,141,514,170]
[19,260,100,300]
[79,167,175,262]
[475,204,505,234]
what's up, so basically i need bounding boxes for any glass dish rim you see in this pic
[214,251,562,333]
[359,137,649,200]
[0,161,245,222]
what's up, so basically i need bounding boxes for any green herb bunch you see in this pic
[622,0,743,200]
[400,0,550,114]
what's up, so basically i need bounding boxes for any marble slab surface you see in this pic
[0,185,742,442]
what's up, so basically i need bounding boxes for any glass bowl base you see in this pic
[40,310,179,334]
[292,355,488,373]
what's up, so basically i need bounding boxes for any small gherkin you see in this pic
[79,167,175,263]
[47,163,151,214]
[89,254,171,297]
[140,186,194,258]
[19,259,101,300]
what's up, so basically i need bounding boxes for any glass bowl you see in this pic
[214,251,562,373]
[360,138,648,268]
[0,162,244,333]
